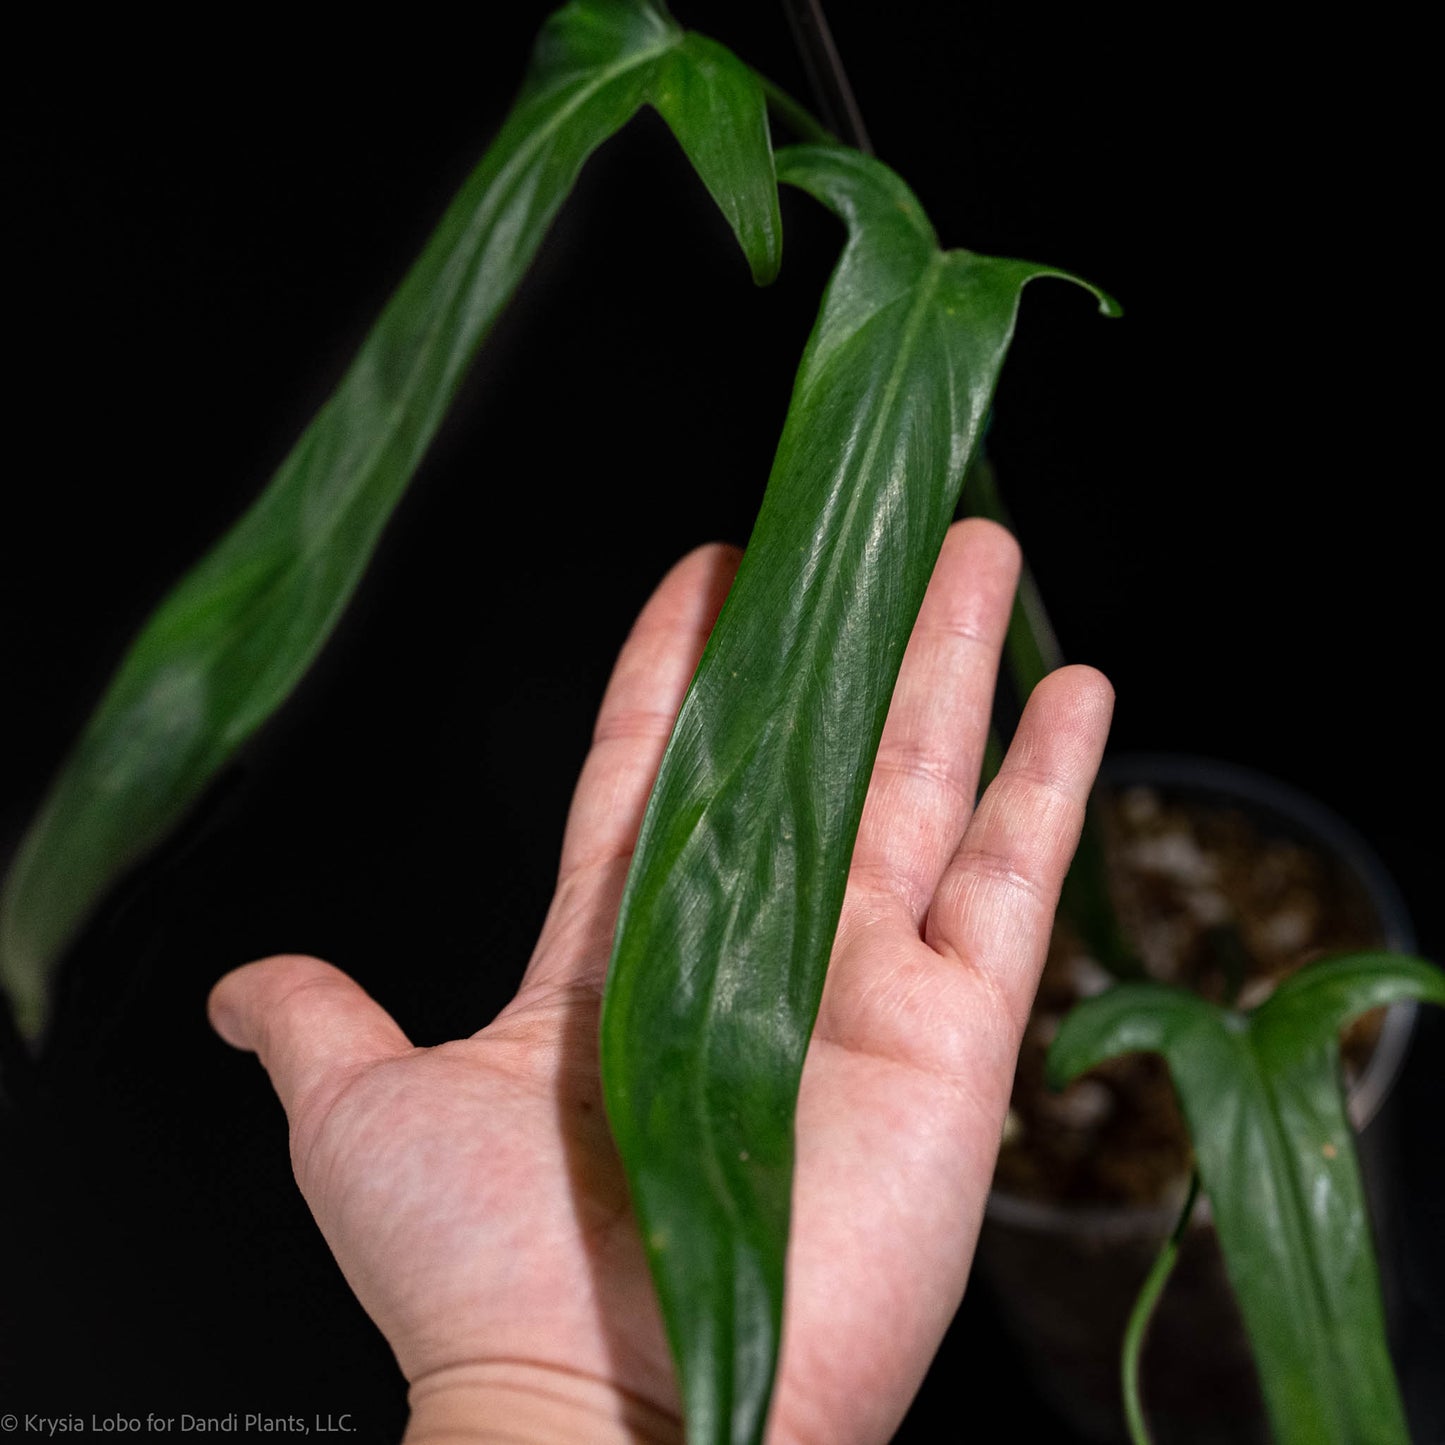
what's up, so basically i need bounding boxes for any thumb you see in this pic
[208,954,412,1127]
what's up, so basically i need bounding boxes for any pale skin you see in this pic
[208,518,1113,1445]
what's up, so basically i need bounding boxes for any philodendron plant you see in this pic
[1053,956,1444,1445]
[976,466,1445,1440]
[971,445,1445,1439]
[0,5,1437,1445]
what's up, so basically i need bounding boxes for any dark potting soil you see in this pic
[994,783,1386,1209]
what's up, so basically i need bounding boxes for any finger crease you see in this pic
[923,615,993,647]
[872,748,974,810]
[848,855,928,916]
[590,708,679,747]
[257,972,345,1072]
[556,843,636,892]
[949,846,1050,910]
[995,761,1078,805]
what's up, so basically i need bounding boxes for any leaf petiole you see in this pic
[1122,1171,1202,1445]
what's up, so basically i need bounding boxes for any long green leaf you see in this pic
[0,0,780,1040]
[1048,952,1445,1445]
[600,144,1116,1445]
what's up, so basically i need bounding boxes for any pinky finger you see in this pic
[924,665,1113,1044]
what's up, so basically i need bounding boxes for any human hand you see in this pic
[208,518,1112,1444]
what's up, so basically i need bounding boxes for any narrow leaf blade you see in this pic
[0,0,782,1039]
[602,144,1109,1445]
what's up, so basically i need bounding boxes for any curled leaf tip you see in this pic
[1032,267,1121,318]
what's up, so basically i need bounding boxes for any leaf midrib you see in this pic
[686,253,947,1242]
[1239,1027,1352,1434]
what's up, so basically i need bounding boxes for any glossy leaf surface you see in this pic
[0,0,780,1039]
[1049,951,1445,1445]
[601,144,1115,1445]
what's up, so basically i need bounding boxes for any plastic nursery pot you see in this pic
[973,754,1418,1445]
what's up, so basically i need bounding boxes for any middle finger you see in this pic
[842,517,1020,931]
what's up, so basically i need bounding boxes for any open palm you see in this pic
[209,518,1112,1444]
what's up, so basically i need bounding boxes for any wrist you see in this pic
[403,1361,684,1445]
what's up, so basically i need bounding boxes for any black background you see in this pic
[3,3,1439,1440]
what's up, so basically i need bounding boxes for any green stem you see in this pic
[964,452,1142,977]
[1123,1172,1202,1445]
[965,453,1060,689]
[759,76,839,146]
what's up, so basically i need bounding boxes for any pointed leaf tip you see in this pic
[655,32,782,287]
[1090,281,1123,317]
